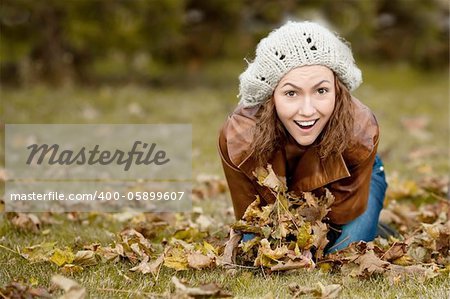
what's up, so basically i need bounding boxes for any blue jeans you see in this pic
[325,155,387,253]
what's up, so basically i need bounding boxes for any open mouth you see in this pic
[294,119,318,130]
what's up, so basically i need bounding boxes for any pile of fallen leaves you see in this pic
[225,165,335,271]
[222,164,450,282]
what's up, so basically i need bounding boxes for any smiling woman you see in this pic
[218,21,388,254]
[273,65,336,147]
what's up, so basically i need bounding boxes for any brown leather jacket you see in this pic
[218,97,379,225]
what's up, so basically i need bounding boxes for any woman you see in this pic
[218,21,388,253]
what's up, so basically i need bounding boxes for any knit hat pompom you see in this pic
[238,21,362,107]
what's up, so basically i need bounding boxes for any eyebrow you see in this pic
[281,80,331,90]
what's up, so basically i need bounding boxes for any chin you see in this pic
[294,136,315,146]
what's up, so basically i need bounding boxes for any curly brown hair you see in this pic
[249,74,354,166]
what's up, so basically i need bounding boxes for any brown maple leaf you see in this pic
[354,250,390,277]
[381,242,407,262]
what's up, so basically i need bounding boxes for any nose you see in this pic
[298,96,316,117]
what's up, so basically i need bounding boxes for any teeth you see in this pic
[296,120,316,126]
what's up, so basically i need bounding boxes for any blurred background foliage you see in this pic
[1,0,448,87]
[0,0,449,179]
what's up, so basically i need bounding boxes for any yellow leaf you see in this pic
[241,237,260,253]
[50,248,75,267]
[173,227,207,242]
[392,255,414,266]
[255,239,289,267]
[318,262,332,272]
[272,222,288,239]
[20,242,56,263]
[297,223,313,249]
[252,167,269,185]
[202,241,218,256]
[276,194,289,211]
[29,277,39,286]
[41,229,51,235]
[164,247,188,271]
[242,196,263,221]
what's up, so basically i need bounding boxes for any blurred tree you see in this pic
[181,0,243,65]
[0,0,448,86]
[373,0,449,69]
[0,0,188,85]
[1,0,70,85]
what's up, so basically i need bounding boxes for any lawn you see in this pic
[0,62,449,298]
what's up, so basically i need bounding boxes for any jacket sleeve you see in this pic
[326,128,379,225]
[217,124,260,220]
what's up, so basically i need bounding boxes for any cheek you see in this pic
[319,98,336,118]
[274,98,292,120]
[275,107,290,126]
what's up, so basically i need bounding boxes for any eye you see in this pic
[285,90,297,97]
[317,87,328,95]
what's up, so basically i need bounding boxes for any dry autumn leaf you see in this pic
[8,212,41,232]
[353,250,390,277]
[51,275,86,299]
[220,228,242,267]
[0,281,52,298]
[261,164,287,193]
[271,256,315,271]
[129,253,164,275]
[73,250,98,267]
[289,281,342,299]
[171,276,232,298]
[187,251,215,269]
[20,242,56,263]
[226,164,334,270]
[381,242,407,262]
[387,264,439,283]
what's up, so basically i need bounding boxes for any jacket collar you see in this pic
[289,147,351,192]
[230,143,350,192]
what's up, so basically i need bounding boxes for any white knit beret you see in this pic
[238,21,362,107]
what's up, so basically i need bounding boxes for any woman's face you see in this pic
[273,65,336,146]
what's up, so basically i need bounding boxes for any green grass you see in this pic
[1,62,449,297]
[1,212,449,298]
[1,84,238,176]
[356,63,449,177]
[2,62,448,177]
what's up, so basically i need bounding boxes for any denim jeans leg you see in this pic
[326,155,388,253]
